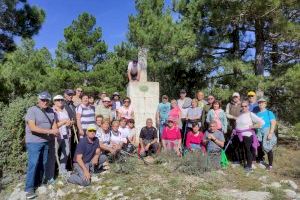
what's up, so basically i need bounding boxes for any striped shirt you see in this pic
[76,104,95,130]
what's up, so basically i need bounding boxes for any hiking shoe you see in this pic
[251,164,257,169]
[26,191,37,199]
[46,178,55,185]
[244,167,253,173]
[266,165,273,171]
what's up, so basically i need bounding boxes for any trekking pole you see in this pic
[224,133,234,152]
[55,138,60,170]
[72,125,79,144]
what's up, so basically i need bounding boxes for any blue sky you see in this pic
[27,0,137,55]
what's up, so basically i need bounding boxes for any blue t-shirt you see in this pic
[249,102,259,113]
[257,109,276,129]
[74,137,99,163]
[157,102,171,122]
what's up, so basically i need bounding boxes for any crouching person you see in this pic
[139,118,159,157]
[203,121,225,169]
[161,118,182,157]
[68,124,106,186]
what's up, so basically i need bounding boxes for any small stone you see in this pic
[16,183,23,188]
[288,180,298,190]
[258,176,268,183]
[127,187,133,191]
[48,184,54,190]
[284,189,297,199]
[36,185,47,195]
[8,188,26,200]
[57,180,64,186]
[107,192,113,197]
[270,182,281,188]
[91,175,101,182]
[112,186,120,191]
[57,189,65,197]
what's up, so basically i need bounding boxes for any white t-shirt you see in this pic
[118,127,130,139]
[115,101,121,110]
[110,130,126,144]
[177,98,188,118]
[54,108,71,139]
[127,61,140,72]
[96,128,111,145]
[236,112,264,137]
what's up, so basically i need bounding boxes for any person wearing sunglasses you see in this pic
[247,91,259,113]
[52,95,73,176]
[95,97,113,122]
[235,100,263,172]
[24,91,59,199]
[73,87,83,107]
[117,97,134,120]
[68,124,106,186]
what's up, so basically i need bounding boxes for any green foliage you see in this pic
[0,0,45,57]
[0,95,36,173]
[55,12,107,72]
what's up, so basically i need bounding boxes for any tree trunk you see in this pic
[255,19,265,75]
[231,24,240,77]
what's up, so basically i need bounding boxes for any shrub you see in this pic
[0,95,36,174]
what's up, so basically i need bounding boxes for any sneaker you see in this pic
[46,178,55,185]
[258,161,267,169]
[245,167,253,173]
[266,165,273,171]
[252,164,257,169]
[26,191,37,199]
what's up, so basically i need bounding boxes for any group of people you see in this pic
[23,87,277,199]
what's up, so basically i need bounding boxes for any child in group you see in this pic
[127,119,137,146]
[185,123,206,153]
[161,118,182,157]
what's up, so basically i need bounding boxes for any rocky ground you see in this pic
[1,144,299,200]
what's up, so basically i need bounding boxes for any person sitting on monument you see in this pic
[139,118,159,157]
[161,118,182,157]
[127,59,140,81]
[117,97,134,120]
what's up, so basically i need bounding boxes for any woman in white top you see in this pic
[53,95,73,175]
[236,100,264,172]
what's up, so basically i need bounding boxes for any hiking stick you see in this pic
[72,125,79,144]
[55,138,60,169]
[224,133,234,152]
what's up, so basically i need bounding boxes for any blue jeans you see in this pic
[25,142,49,192]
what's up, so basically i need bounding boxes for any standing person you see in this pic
[186,99,203,129]
[203,121,225,169]
[225,92,242,163]
[202,95,215,130]
[156,95,171,138]
[177,89,192,139]
[247,91,260,113]
[76,94,96,138]
[53,95,73,176]
[67,124,106,186]
[73,87,83,107]
[196,91,207,110]
[161,119,181,157]
[95,97,112,122]
[111,92,122,120]
[168,99,182,129]
[24,91,59,199]
[235,101,263,172]
[127,59,141,81]
[63,89,77,165]
[206,95,215,109]
[256,97,277,170]
[185,123,206,153]
[95,91,107,107]
[139,118,159,157]
[117,97,134,120]
[206,101,228,134]
[88,95,95,109]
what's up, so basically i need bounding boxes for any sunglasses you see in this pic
[55,99,64,102]
[88,130,96,132]
[40,99,50,102]
[248,95,254,97]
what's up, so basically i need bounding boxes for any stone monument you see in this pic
[127,47,159,138]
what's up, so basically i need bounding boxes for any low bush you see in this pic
[0,95,36,174]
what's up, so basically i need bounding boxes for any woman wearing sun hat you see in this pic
[256,97,277,170]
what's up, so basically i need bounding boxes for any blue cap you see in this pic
[38,91,51,100]
[64,89,75,95]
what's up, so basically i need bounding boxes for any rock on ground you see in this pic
[36,185,47,195]
[219,188,271,200]
[280,180,298,190]
[8,187,26,200]
[270,182,281,188]
[283,189,297,199]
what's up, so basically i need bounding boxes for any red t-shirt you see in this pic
[162,126,181,141]
[185,131,206,152]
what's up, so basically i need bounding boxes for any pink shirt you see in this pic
[185,131,206,152]
[169,106,180,121]
[213,109,222,130]
[118,106,134,119]
[162,126,181,141]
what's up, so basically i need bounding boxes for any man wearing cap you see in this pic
[177,89,192,138]
[225,92,242,163]
[68,124,106,186]
[247,91,260,113]
[95,97,113,122]
[156,95,171,138]
[127,59,140,81]
[24,91,59,199]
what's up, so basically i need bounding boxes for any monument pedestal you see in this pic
[127,81,159,138]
